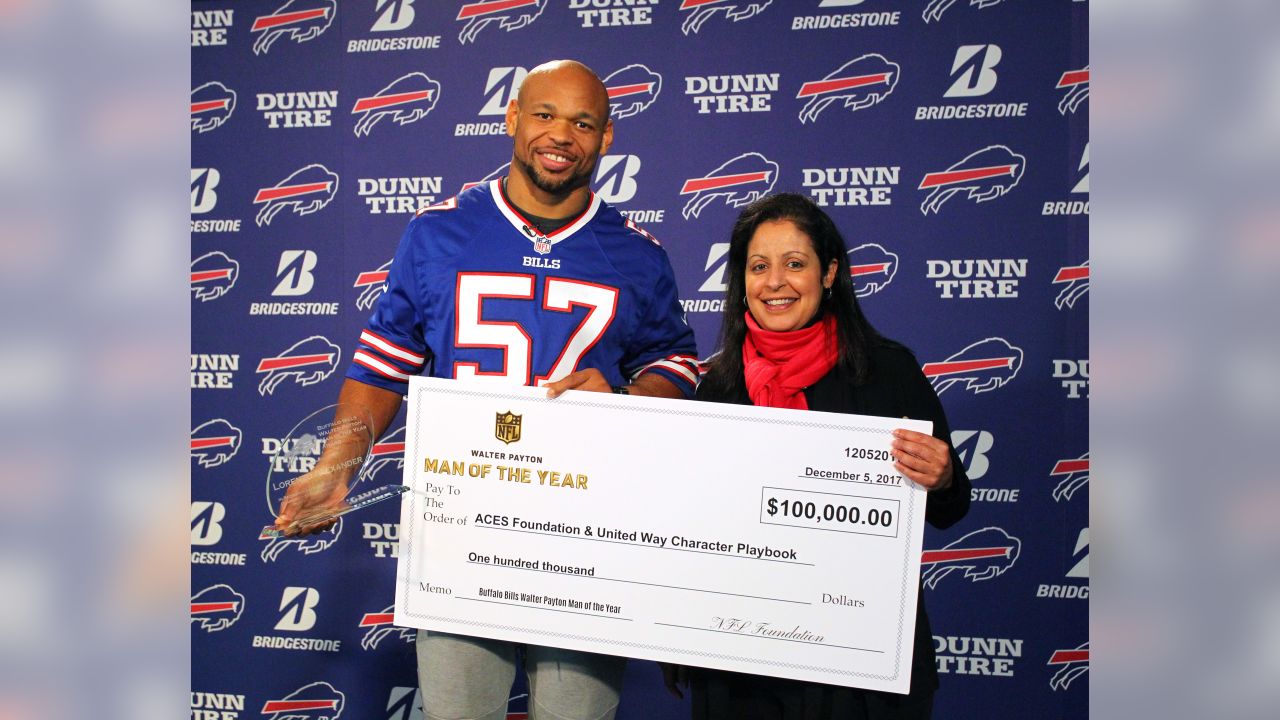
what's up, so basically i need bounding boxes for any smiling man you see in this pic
[506,61,614,210]
[275,60,699,720]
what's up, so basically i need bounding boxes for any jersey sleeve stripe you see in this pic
[636,357,699,386]
[360,330,425,366]
[353,350,412,382]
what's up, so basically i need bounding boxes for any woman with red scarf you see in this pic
[678,193,970,720]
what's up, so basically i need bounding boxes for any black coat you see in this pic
[691,343,971,720]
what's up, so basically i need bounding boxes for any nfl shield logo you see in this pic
[534,240,551,255]
[495,411,522,444]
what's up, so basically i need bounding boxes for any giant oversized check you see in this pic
[394,377,930,693]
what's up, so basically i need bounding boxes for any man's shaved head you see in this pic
[518,60,610,121]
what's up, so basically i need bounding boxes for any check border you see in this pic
[399,383,921,683]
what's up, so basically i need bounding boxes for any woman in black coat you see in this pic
[674,193,970,720]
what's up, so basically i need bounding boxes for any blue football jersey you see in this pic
[347,180,699,396]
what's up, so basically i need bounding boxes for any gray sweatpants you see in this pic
[416,630,627,720]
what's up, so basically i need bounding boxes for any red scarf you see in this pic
[742,312,838,410]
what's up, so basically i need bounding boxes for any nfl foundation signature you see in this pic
[393,378,931,694]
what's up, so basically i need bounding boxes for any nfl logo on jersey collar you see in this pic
[489,179,601,255]
[520,223,553,255]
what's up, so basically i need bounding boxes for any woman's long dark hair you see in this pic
[700,192,888,397]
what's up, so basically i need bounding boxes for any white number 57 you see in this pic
[454,273,619,386]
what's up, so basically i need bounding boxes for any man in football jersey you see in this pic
[276,60,698,720]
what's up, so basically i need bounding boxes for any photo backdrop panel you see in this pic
[191,2,1089,719]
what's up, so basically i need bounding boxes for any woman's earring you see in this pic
[825,286,833,300]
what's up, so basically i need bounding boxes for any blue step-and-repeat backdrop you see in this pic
[191,1,1088,718]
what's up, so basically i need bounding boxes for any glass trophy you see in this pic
[261,404,408,538]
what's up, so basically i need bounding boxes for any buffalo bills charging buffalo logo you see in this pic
[190,81,236,133]
[360,605,416,650]
[919,145,1025,215]
[261,681,345,720]
[251,0,336,55]
[1053,260,1089,310]
[797,54,899,124]
[923,0,1005,24]
[354,259,392,311]
[190,419,242,469]
[1056,67,1089,115]
[190,584,245,632]
[358,426,406,485]
[190,251,239,302]
[921,526,1021,589]
[846,243,898,297]
[352,72,441,137]
[603,64,662,120]
[681,152,778,220]
[461,162,510,194]
[261,517,343,563]
[256,336,341,396]
[254,164,340,227]
[1050,452,1089,502]
[1048,642,1089,690]
[922,337,1023,396]
[456,0,545,45]
[680,0,772,36]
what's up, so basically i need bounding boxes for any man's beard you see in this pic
[516,155,592,197]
